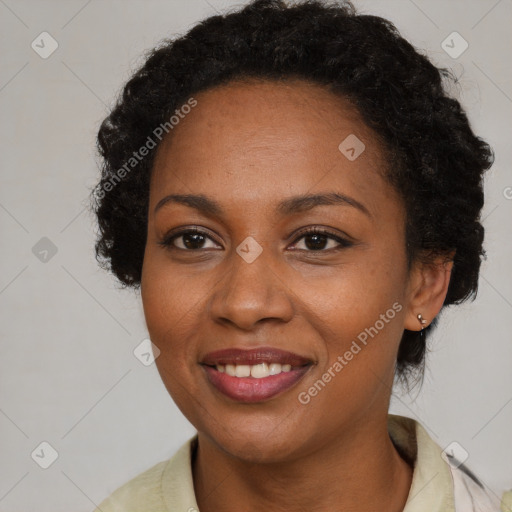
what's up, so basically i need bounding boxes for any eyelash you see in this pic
[158,226,353,253]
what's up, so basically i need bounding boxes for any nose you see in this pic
[209,244,295,331]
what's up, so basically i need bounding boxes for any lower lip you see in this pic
[202,365,311,403]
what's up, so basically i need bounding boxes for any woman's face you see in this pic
[141,79,416,461]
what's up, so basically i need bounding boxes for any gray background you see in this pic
[0,0,511,510]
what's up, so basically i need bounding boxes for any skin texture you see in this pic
[140,79,453,512]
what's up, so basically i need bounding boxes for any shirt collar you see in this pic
[161,414,455,512]
[388,414,455,512]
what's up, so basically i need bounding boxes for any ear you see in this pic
[404,251,455,332]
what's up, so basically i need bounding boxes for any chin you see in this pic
[202,421,307,464]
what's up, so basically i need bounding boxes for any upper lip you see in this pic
[201,346,313,367]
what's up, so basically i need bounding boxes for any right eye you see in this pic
[158,227,222,251]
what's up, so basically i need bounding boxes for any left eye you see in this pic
[291,228,352,252]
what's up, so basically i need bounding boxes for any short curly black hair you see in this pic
[91,0,493,385]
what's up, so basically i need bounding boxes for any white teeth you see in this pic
[215,362,294,378]
[251,363,269,378]
[269,363,282,375]
[235,365,251,377]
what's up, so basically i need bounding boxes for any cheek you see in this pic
[142,244,209,336]
[295,288,405,425]
[298,245,408,388]
[304,250,406,339]
[141,254,203,372]
[141,262,208,423]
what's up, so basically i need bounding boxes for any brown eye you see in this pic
[177,232,208,250]
[159,227,221,251]
[291,227,353,252]
[301,233,331,251]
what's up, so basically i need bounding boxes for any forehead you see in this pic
[149,79,391,215]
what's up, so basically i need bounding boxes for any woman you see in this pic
[91,0,504,510]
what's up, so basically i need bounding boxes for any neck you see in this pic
[192,413,413,512]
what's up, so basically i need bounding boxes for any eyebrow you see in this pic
[154,192,371,218]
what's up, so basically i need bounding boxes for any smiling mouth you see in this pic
[200,346,314,403]
[211,362,303,378]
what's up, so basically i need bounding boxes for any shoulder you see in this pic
[388,414,503,512]
[449,462,503,512]
[92,436,198,512]
[92,458,169,512]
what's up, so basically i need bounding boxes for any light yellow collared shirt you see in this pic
[93,414,504,511]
